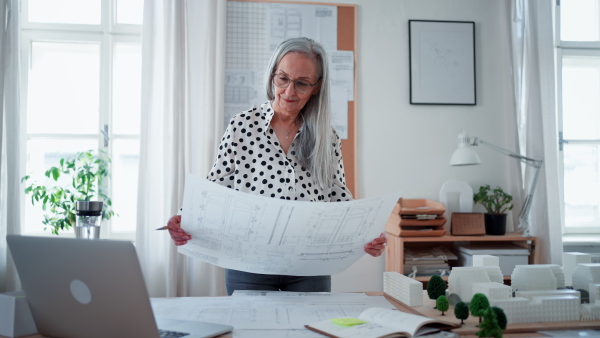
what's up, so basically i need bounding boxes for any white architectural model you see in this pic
[490,294,580,324]
[472,282,512,300]
[511,265,562,291]
[590,284,600,304]
[383,271,423,306]
[447,267,492,303]
[472,254,503,283]
[581,302,600,321]
[572,263,600,296]
[563,252,592,287]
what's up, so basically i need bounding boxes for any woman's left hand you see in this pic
[364,232,388,257]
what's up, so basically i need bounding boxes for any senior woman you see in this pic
[167,37,387,295]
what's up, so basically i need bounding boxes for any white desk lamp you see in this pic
[450,130,543,237]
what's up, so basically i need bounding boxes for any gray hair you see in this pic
[265,37,334,189]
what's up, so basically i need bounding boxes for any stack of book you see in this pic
[403,246,457,278]
[384,198,447,237]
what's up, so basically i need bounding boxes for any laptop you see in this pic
[6,235,233,338]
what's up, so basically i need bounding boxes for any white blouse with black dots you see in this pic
[208,101,353,202]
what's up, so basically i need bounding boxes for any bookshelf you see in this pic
[385,233,538,282]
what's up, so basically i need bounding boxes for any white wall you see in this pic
[280,0,515,292]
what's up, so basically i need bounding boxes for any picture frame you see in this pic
[409,20,476,105]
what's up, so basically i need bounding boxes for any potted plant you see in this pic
[21,150,116,235]
[473,185,513,235]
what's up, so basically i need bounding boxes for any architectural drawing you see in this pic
[178,174,400,275]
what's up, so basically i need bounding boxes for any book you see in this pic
[305,307,458,338]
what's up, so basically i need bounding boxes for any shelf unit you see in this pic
[385,233,538,282]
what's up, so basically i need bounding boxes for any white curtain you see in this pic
[0,0,21,293]
[136,0,228,297]
[509,0,563,264]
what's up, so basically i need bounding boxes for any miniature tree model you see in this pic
[454,301,469,324]
[436,295,449,315]
[491,306,507,330]
[427,275,446,308]
[477,307,502,338]
[470,293,490,324]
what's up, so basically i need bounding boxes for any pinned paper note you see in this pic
[330,318,367,327]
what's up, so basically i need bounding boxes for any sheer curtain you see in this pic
[136,0,228,297]
[509,0,562,264]
[0,0,21,293]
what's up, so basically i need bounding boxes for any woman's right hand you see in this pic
[166,215,192,246]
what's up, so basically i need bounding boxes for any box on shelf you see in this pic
[454,242,530,276]
[451,212,485,235]
[384,198,446,237]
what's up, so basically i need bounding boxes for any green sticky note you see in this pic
[330,318,368,327]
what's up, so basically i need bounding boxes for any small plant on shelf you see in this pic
[473,185,513,215]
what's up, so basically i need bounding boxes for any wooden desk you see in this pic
[8,292,600,338]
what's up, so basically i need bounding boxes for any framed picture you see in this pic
[409,20,476,105]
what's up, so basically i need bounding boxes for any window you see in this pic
[20,0,143,240]
[558,0,600,234]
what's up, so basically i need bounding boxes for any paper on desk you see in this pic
[151,294,397,330]
[177,174,400,276]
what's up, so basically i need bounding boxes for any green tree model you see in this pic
[454,301,469,324]
[436,295,449,315]
[427,275,446,308]
[491,306,507,330]
[470,293,490,324]
[477,307,502,338]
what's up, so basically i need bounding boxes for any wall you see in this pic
[278,0,515,292]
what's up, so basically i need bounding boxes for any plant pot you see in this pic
[484,213,507,236]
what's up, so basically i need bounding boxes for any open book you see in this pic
[305,307,458,338]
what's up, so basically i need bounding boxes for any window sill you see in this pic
[562,234,600,246]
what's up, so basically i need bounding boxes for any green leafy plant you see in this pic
[21,150,116,235]
[436,295,449,315]
[427,275,446,308]
[454,301,469,324]
[470,293,490,324]
[473,185,514,214]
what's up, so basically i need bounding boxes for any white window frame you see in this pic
[556,1,600,235]
[19,0,141,240]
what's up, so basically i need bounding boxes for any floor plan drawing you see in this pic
[178,174,400,275]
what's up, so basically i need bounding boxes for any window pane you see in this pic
[110,139,139,232]
[563,144,600,228]
[28,0,101,25]
[28,42,100,134]
[23,138,98,234]
[561,0,600,41]
[113,43,142,135]
[562,56,600,139]
[116,0,144,25]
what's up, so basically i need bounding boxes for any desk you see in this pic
[6,292,600,338]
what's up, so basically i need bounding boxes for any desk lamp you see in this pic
[450,130,543,237]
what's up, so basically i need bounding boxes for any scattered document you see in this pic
[305,307,458,338]
[150,294,397,330]
[178,173,400,276]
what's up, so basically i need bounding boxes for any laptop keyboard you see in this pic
[158,329,190,337]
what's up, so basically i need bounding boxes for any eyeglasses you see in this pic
[272,73,320,94]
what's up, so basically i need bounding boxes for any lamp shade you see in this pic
[450,130,481,166]
[450,147,481,166]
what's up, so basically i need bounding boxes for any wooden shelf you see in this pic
[385,233,538,283]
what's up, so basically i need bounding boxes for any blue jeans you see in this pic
[225,269,331,296]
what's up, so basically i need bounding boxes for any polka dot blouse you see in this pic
[208,101,353,202]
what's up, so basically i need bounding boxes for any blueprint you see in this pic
[151,293,397,330]
[177,174,400,276]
